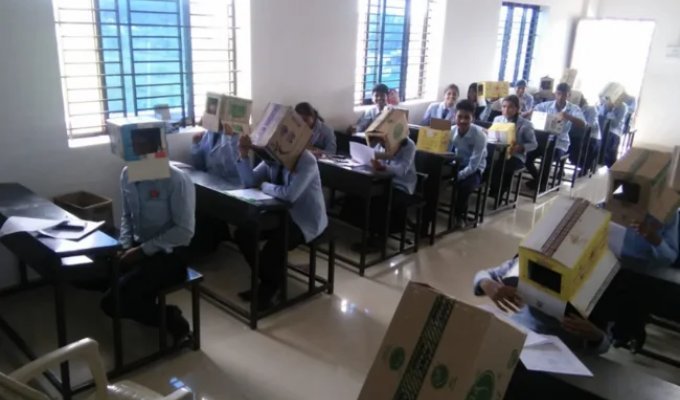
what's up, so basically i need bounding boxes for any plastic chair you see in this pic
[0,338,192,400]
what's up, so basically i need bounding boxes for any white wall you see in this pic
[595,0,680,146]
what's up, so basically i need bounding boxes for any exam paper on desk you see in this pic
[224,188,274,202]
[0,217,63,238]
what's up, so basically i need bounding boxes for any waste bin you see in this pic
[53,191,114,233]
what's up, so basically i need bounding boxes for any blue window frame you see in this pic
[494,2,540,84]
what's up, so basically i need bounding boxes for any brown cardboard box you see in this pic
[416,118,452,154]
[365,108,409,157]
[359,282,526,400]
[599,82,626,106]
[201,92,253,132]
[607,147,676,225]
[250,103,312,171]
[668,146,680,192]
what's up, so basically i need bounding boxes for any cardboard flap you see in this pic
[430,118,452,130]
[571,250,619,317]
[648,187,680,224]
[669,146,680,192]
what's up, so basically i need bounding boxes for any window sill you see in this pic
[67,126,203,149]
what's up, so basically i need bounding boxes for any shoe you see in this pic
[350,237,382,254]
[166,306,190,346]
[238,289,252,302]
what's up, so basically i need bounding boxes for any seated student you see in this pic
[101,159,196,343]
[191,121,241,185]
[450,100,487,228]
[489,95,537,198]
[340,135,417,252]
[421,83,459,126]
[525,83,585,191]
[388,88,400,106]
[467,82,485,121]
[514,79,534,118]
[295,102,336,155]
[615,213,679,267]
[233,134,328,309]
[473,256,611,355]
[622,93,637,133]
[598,97,628,168]
[348,83,390,134]
[478,98,502,122]
[579,96,601,176]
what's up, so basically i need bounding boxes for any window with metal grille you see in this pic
[53,0,238,139]
[492,2,540,84]
[355,0,434,105]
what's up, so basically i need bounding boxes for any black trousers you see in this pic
[604,132,621,168]
[490,156,524,198]
[234,218,306,290]
[189,214,231,257]
[340,189,412,235]
[582,138,600,176]
[101,248,187,327]
[454,171,481,218]
[526,148,566,190]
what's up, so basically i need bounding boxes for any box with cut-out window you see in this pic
[365,108,409,157]
[518,196,619,320]
[477,81,509,100]
[107,117,169,182]
[608,147,680,226]
[599,82,626,106]
[201,92,252,133]
[250,103,312,171]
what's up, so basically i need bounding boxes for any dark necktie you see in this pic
[274,165,285,186]
[212,132,220,148]
[442,108,449,120]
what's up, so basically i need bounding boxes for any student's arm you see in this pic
[261,156,316,203]
[458,132,487,180]
[214,133,240,174]
[236,158,268,189]
[383,142,415,177]
[562,315,611,355]
[473,257,518,295]
[355,110,374,133]
[479,105,492,122]
[190,132,208,171]
[420,103,435,126]
[610,104,628,134]
[518,121,538,154]
[140,172,196,255]
[564,106,586,128]
[118,171,133,250]
[651,215,679,265]
[524,95,534,112]
[321,124,337,154]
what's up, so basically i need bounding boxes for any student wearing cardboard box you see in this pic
[294,102,336,155]
[578,96,601,176]
[230,104,328,310]
[598,96,628,168]
[488,95,537,198]
[526,83,585,191]
[191,121,241,184]
[420,83,459,126]
[102,118,196,343]
[450,100,488,229]
[348,83,390,134]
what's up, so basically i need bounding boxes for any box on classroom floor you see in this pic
[607,147,680,225]
[416,118,452,154]
[518,197,620,320]
[477,81,509,100]
[359,282,526,400]
[365,108,409,157]
[106,117,169,182]
[249,103,312,171]
[531,111,564,134]
[201,92,253,132]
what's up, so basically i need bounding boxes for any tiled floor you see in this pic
[2,169,679,399]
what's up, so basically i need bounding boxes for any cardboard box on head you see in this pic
[249,103,312,171]
[532,111,564,134]
[201,92,253,133]
[607,147,680,225]
[560,68,578,87]
[477,81,510,100]
[416,118,452,154]
[365,108,409,157]
[107,117,169,183]
[669,146,680,193]
[568,90,584,106]
[540,76,554,92]
[518,196,620,320]
[359,281,526,400]
[599,82,626,107]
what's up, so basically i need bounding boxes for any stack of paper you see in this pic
[0,217,63,238]
[225,189,274,202]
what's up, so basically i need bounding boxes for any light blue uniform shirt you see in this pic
[520,92,534,113]
[311,120,337,154]
[621,213,679,266]
[581,105,601,140]
[597,102,628,136]
[421,102,456,126]
[119,165,196,255]
[492,116,537,164]
[191,131,241,185]
[375,138,417,195]
[356,106,383,132]
[450,124,487,180]
[236,151,328,243]
[533,101,585,153]
[473,257,611,355]
[479,100,502,122]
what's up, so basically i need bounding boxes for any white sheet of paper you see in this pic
[0,217,63,238]
[38,220,105,241]
[521,335,593,377]
[607,221,627,258]
[350,142,375,166]
[477,304,550,348]
[225,188,274,202]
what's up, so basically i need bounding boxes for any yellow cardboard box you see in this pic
[518,197,619,319]
[365,108,409,157]
[359,282,526,400]
[416,118,452,154]
[202,92,252,132]
[477,81,510,100]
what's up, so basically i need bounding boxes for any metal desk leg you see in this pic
[54,276,71,400]
[111,259,123,370]
[250,224,261,330]
[360,197,370,276]
[281,213,289,301]
[382,185,393,261]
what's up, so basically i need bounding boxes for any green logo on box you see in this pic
[507,349,519,369]
[465,370,495,400]
[230,103,247,118]
[393,123,405,141]
[389,347,406,371]
[430,364,449,389]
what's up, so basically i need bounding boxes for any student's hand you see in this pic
[238,135,252,158]
[119,246,145,265]
[346,126,356,135]
[631,219,663,246]
[371,159,386,171]
[561,314,604,342]
[222,121,236,136]
[480,279,523,313]
[310,148,324,159]
[511,144,524,155]
[192,131,205,144]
